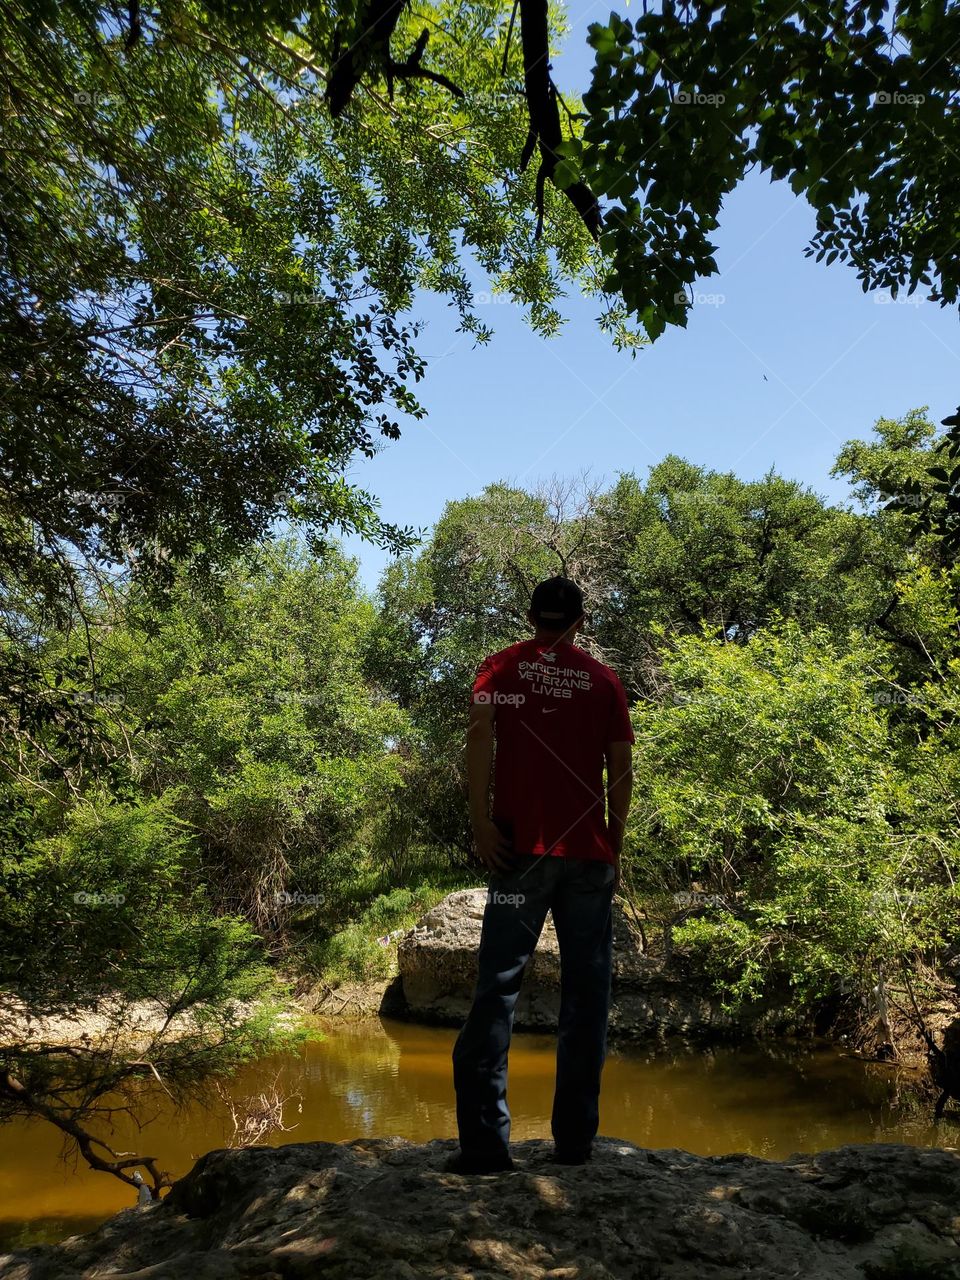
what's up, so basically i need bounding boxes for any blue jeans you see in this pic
[452,853,615,1162]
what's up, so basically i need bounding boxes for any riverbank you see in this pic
[299,895,935,1087]
[303,971,944,1103]
[314,888,957,1083]
[4,1135,960,1279]
[5,879,952,1095]
[0,993,302,1052]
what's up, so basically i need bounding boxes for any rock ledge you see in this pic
[3,1137,960,1279]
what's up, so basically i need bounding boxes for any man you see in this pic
[449,576,634,1174]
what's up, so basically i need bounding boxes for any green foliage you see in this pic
[0,0,624,822]
[853,406,960,561]
[591,457,882,685]
[93,539,413,931]
[368,456,895,841]
[17,0,960,1181]
[1,0,608,614]
[3,794,201,1005]
[5,404,960,1175]
[0,789,301,1157]
[307,882,452,981]
[629,619,960,1013]
[575,0,960,339]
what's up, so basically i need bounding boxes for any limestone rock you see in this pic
[398,889,799,1040]
[3,1138,960,1279]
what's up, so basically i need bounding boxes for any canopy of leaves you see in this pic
[0,0,615,634]
[564,0,960,339]
[0,0,634,846]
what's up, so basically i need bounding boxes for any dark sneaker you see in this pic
[553,1148,591,1165]
[443,1151,515,1174]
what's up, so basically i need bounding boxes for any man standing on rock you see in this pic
[449,576,634,1174]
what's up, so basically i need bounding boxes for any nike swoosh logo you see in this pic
[542,708,558,714]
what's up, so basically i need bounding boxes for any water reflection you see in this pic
[0,1017,944,1248]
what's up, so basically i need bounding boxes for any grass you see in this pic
[299,845,476,984]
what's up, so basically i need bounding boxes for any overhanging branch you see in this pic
[0,1068,172,1199]
[326,0,463,115]
[518,0,601,240]
[324,0,601,241]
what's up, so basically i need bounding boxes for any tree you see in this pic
[589,457,880,690]
[367,462,884,841]
[0,0,630,839]
[0,538,409,1193]
[0,0,633,1191]
[0,794,298,1200]
[561,0,960,339]
[628,621,960,1024]
[106,539,411,932]
[833,407,960,674]
[0,0,623,636]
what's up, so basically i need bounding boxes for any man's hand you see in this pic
[472,816,516,874]
[609,832,622,895]
[605,739,632,899]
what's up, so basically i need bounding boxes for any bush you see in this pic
[304,882,453,983]
[627,620,960,1014]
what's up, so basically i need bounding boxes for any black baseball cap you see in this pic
[529,576,585,628]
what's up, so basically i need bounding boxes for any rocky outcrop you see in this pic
[298,976,408,1021]
[398,889,803,1040]
[4,1137,960,1279]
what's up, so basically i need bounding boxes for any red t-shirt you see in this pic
[471,638,635,864]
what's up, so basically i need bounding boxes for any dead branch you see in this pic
[214,1075,301,1148]
[323,0,601,240]
[0,1069,172,1199]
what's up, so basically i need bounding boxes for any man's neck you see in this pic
[532,629,576,646]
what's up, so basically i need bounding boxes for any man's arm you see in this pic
[467,701,514,873]
[605,740,633,893]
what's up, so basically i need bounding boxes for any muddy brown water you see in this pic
[0,1018,952,1249]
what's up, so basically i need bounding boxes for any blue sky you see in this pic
[342,0,960,594]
